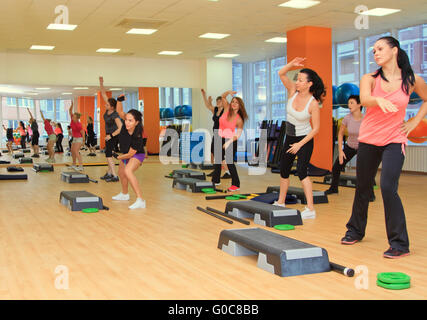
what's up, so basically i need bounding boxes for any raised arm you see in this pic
[40,110,46,122]
[27,108,34,119]
[201,89,215,113]
[278,57,305,96]
[2,124,7,131]
[221,90,237,113]
[116,95,126,120]
[68,101,74,119]
[99,76,110,106]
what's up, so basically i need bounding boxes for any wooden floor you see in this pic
[0,151,426,300]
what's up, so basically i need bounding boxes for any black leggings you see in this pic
[345,142,409,251]
[330,143,358,189]
[212,138,239,187]
[20,135,26,149]
[280,135,313,180]
[56,134,64,153]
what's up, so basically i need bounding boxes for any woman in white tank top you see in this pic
[273,57,325,220]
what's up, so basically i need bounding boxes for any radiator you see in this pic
[402,146,427,172]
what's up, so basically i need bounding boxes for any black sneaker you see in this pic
[100,173,112,180]
[341,235,359,245]
[207,171,215,177]
[106,175,119,182]
[221,172,232,179]
[325,188,338,195]
[383,247,410,259]
[369,195,376,202]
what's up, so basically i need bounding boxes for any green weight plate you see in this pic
[274,224,295,231]
[202,188,215,193]
[376,280,410,290]
[377,272,411,284]
[82,208,99,213]
[225,196,240,200]
[235,195,247,199]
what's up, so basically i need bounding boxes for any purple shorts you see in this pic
[122,153,146,165]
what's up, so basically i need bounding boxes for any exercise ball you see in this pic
[336,83,359,108]
[332,85,339,109]
[174,105,182,117]
[407,118,427,143]
[164,108,174,119]
[181,105,192,117]
[409,92,422,105]
[159,108,165,119]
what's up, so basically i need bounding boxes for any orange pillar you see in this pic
[287,26,333,171]
[97,91,112,149]
[138,87,160,154]
[77,96,95,131]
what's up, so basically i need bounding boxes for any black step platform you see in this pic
[22,149,31,153]
[59,191,103,211]
[33,163,54,172]
[19,157,33,164]
[218,228,330,277]
[225,200,302,227]
[171,169,206,180]
[321,174,376,188]
[61,172,89,183]
[187,163,214,170]
[266,186,328,204]
[0,174,28,180]
[13,153,25,159]
[172,177,215,193]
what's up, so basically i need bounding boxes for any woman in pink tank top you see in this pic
[211,90,248,192]
[341,36,427,259]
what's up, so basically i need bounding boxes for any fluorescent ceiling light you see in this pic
[35,87,51,90]
[30,45,55,51]
[25,92,40,96]
[265,37,287,43]
[47,23,77,31]
[109,88,123,91]
[62,92,73,95]
[360,8,401,16]
[96,48,120,53]
[0,87,24,94]
[73,87,89,90]
[199,33,230,39]
[158,51,182,55]
[215,53,239,58]
[126,28,158,35]
[278,1,320,9]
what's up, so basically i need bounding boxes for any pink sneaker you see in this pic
[228,185,240,192]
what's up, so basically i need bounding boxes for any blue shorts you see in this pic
[122,153,146,165]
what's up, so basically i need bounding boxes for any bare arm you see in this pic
[201,89,215,113]
[402,74,427,135]
[40,110,45,122]
[221,90,236,113]
[360,73,398,112]
[27,108,34,119]
[337,123,347,164]
[99,76,110,106]
[69,101,74,119]
[117,147,137,160]
[116,95,126,120]
[278,57,306,96]
[106,117,123,141]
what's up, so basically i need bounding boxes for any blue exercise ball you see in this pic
[336,83,359,108]
[332,85,339,109]
[164,108,174,119]
[181,105,192,117]
[174,105,182,117]
[159,108,165,119]
[409,91,421,105]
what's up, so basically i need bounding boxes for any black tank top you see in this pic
[212,107,224,130]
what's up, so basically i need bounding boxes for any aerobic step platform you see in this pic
[188,163,214,170]
[322,174,377,188]
[33,163,54,172]
[218,228,330,277]
[172,177,214,193]
[12,153,25,159]
[171,169,206,180]
[225,200,302,227]
[61,172,89,183]
[19,157,33,164]
[266,186,328,204]
[59,191,103,211]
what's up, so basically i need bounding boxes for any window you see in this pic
[399,24,427,81]
[39,99,55,120]
[56,99,71,123]
[365,32,391,73]
[271,57,287,123]
[6,97,16,106]
[173,88,181,107]
[2,97,18,119]
[182,88,192,105]
[337,40,360,85]
[232,62,243,98]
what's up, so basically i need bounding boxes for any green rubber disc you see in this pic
[274,224,295,231]
[182,165,188,168]
[202,188,215,192]
[374,185,379,190]
[377,272,411,284]
[235,194,247,199]
[376,280,410,290]
[82,208,99,213]
[225,196,240,200]
[204,191,216,194]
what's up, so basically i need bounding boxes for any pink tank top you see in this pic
[219,111,241,139]
[358,75,409,147]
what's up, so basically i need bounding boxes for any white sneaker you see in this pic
[129,198,146,210]
[301,207,316,219]
[273,201,286,207]
[112,193,130,201]
[76,166,84,171]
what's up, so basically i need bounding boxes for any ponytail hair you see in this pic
[108,98,117,109]
[373,36,415,95]
[299,68,325,103]
[127,109,144,135]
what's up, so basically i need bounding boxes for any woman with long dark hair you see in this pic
[111,95,146,210]
[55,123,64,153]
[273,58,324,220]
[211,91,248,192]
[341,36,427,259]
[18,121,27,150]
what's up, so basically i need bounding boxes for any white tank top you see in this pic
[286,92,314,136]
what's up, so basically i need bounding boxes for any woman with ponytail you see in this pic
[273,57,324,220]
[111,95,146,210]
[341,36,427,259]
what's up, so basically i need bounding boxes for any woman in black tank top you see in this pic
[201,89,230,178]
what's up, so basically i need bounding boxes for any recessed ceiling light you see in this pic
[62,93,73,95]
[0,87,24,94]
[199,33,230,39]
[278,0,320,9]
[265,37,287,43]
[30,45,55,51]
[47,23,77,31]
[215,53,240,58]
[96,48,121,53]
[360,8,401,16]
[158,51,183,55]
[73,87,89,90]
[126,28,158,35]
[35,87,51,90]
[109,88,123,91]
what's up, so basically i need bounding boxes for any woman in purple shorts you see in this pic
[112,95,147,210]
